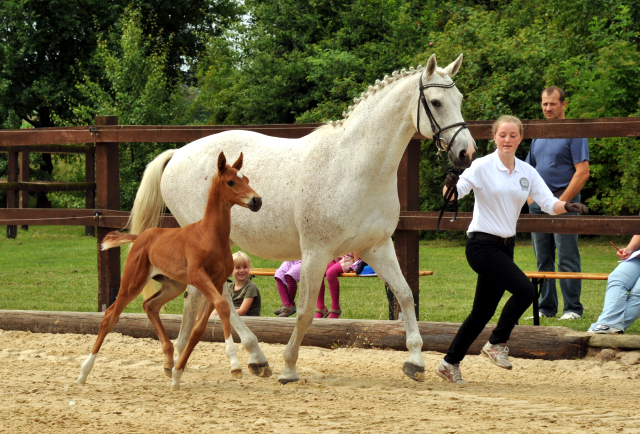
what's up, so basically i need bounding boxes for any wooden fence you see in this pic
[1,116,640,315]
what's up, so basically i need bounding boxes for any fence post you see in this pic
[6,148,19,238]
[85,146,96,236]
[95,116,120,312]
[19,150,29,231]
[393,139,421,320]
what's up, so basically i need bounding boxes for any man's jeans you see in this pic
[589,257,640,332]
[529,194,583,317]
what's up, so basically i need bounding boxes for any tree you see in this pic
[0,0,241,206]
[68,6,191,210]
[194,0,439,125]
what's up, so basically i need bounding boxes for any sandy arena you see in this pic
[1,329,640,433]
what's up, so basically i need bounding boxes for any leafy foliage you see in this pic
[194,0,438,125]
[67,7,192,210]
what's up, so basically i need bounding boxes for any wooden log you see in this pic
[0,310,588,360]
[587,334,640,350]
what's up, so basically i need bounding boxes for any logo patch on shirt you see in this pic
[519,177,529,191]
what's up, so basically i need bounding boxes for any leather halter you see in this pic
[416,71,468,232]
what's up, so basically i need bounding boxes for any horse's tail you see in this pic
[127,149,176,235]
[101,231,138,250]
[127,149,177,301]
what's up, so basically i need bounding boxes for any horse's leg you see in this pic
[77,255,151,384]
[221,281,272,377]
[172,274,234,390]
[360,238,425,382]
[279,255,329,384]
[175,284,204,362]
[142,276,188,378]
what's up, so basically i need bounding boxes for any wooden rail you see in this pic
[1,116,639,315]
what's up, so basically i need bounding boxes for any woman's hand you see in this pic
[564,202,588,214]
[617,248,631,261]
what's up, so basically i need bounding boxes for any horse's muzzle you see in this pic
[247,196,262,212]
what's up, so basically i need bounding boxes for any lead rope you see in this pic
[436,152,461,233]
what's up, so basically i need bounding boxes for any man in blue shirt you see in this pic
[525,86,590,320]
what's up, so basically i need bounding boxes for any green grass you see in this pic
[0,226,634,334]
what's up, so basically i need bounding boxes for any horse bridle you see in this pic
[416,72,469,232]
[416,72,468,155]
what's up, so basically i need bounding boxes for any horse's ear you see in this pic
[218,152,227,173]
[426,53,437,79]
[444,53,464,78]
[232,152,243,171]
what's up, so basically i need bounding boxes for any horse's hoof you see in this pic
[76,376,86,385]
[231,369,242,379]
[248,362,272,378]
[164,367,173,378]
[403,362,425,382]
[278,376,299,385]
[171,383,180,391]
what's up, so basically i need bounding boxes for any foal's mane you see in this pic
[321,64,451,129]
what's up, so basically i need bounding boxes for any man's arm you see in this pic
[558,161,589,202]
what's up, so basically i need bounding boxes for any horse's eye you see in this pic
[226,180,234,187]
[431,100,441,107]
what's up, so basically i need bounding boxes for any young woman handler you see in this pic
[436,115,588,384]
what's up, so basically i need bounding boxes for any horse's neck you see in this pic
[199,181,231,240]
[334,74,421,182]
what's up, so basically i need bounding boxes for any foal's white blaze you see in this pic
[76,353,96,384]
[236,170,244,179]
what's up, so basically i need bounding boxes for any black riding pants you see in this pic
[444,238,536,365]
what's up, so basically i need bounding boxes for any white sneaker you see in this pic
[481,342,513,370]
[436,360,466,384]
[559,312,581,320]
[588,324,623,334]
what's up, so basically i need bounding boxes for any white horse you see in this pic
[130,53,476,383]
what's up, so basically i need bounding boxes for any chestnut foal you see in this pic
[76,152,268,390]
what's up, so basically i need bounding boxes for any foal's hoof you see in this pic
[231,368,242,379]
[248,362,272,378]
[164,367,173,378]
[403,362,426,382]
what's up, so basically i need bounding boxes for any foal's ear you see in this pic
[426,53,437,79]
[218,152,227,173]
[232,152,243,171]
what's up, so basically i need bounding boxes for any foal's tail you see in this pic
[127,149,176,301]
[101,231,138,250]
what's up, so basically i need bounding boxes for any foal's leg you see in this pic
[360,238,425,382]
[142,276,188,377]
[77,256,151,384]
[280,254,330,384]
[171,275,234,390]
